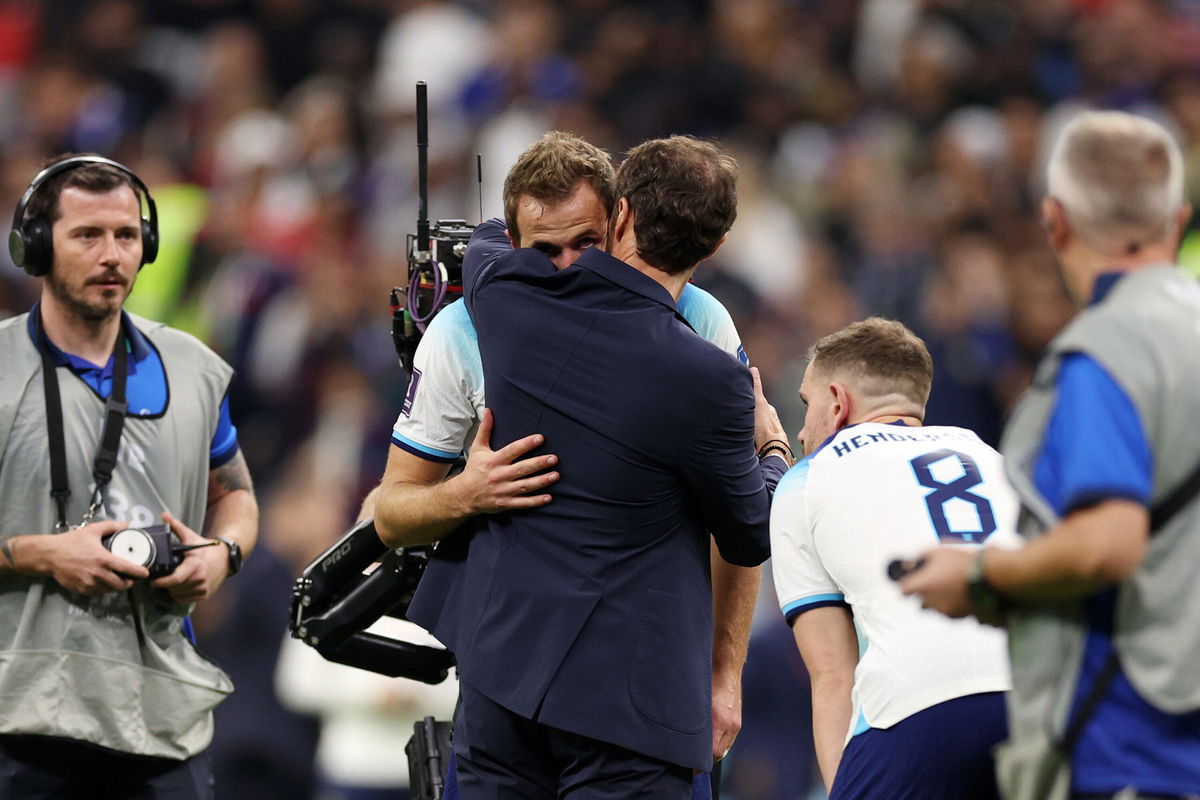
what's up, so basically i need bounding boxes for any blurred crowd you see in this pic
[1,1,1199,798]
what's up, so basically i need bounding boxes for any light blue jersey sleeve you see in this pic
[770,459,849,623]
[678,284,748,364]
[392,300,485,463]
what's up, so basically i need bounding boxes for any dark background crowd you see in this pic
[1,1,1199,798]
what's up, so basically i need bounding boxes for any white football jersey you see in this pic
[771,422,1020,739]
[392,300,484,462]
[392,284,747,460]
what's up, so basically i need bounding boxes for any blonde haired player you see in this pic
[771,317,1020,799]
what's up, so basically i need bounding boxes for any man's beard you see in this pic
[46,271,126,324]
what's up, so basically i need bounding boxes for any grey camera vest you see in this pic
[0,311,234,759]
[996,265,1200,790]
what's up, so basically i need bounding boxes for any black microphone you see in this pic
[887,558,926,582]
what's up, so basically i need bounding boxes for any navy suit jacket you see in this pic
[408,219,783,771]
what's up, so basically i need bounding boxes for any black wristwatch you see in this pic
[966,548,1002,615]
[214,536,243,576]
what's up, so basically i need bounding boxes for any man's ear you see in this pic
[505,229,518,249]
[1173,202,1193,253]
[701,233,728,263]
[1042,197,1071,253]
[830,382,852,429]
[611,197,631,244]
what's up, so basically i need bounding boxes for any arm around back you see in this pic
[373,448,457,548]
[462,218,548,314]
[375,409,559,548]
[677,359,772,567]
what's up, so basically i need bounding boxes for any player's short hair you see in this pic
[809,317,933,408]
[615,135,737,275]
[26,153,138,224]
[503,132,616,244]
[1046,111,1185,248]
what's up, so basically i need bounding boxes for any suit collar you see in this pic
[573,247,684,317]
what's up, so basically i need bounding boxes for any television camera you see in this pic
[288,81,468,797]
[289,80,467,680]
[391,79,477,376]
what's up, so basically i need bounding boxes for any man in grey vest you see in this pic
[902,111,1200,799]
[0,155,258,798]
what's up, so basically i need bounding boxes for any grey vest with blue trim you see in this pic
[996,265,1200,793]
[0,311,234,759]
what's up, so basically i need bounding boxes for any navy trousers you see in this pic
[452,682,693,800]
[830,692,1007,800]
[444,746,713,800]
[0,735,213,800]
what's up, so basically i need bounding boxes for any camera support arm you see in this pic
[290,518,454,683]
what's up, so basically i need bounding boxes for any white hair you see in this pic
[1046,110,1185,245]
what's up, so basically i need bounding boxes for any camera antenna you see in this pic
[416,81,430,254]
[393,80,474,371]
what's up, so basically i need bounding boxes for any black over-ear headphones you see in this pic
[8,155,159,277]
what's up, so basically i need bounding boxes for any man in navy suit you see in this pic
[409,136,791,799]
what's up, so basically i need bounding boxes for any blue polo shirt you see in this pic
[1033,273,1200,796]
[28,307,239,467]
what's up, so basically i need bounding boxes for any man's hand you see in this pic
[35,519,150,595]
[152,512,228,604]
[454,408,559,515]
[711,676,742,762]
[750,366,788,454]
[373,409,559,548]
[710,547,758,763]
[899,547,980,620]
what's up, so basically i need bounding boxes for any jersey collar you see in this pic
[26,304,152,374]
[807,419,916,460]
[1090,271,1126,305]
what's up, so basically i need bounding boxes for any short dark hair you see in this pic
[810,317,933,408]
[615,135,737,275]
[25,153,139,224]
[503,132,616,243]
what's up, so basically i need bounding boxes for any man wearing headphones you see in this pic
[0,154,258,798]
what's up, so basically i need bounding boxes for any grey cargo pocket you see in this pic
[995,730,1071,800]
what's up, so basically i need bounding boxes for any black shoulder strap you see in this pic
[39,326,71,529]
[1149,454,1200,533]
[36,310,129,530]
[1061,648,1121,754]
[92,334,128,490]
